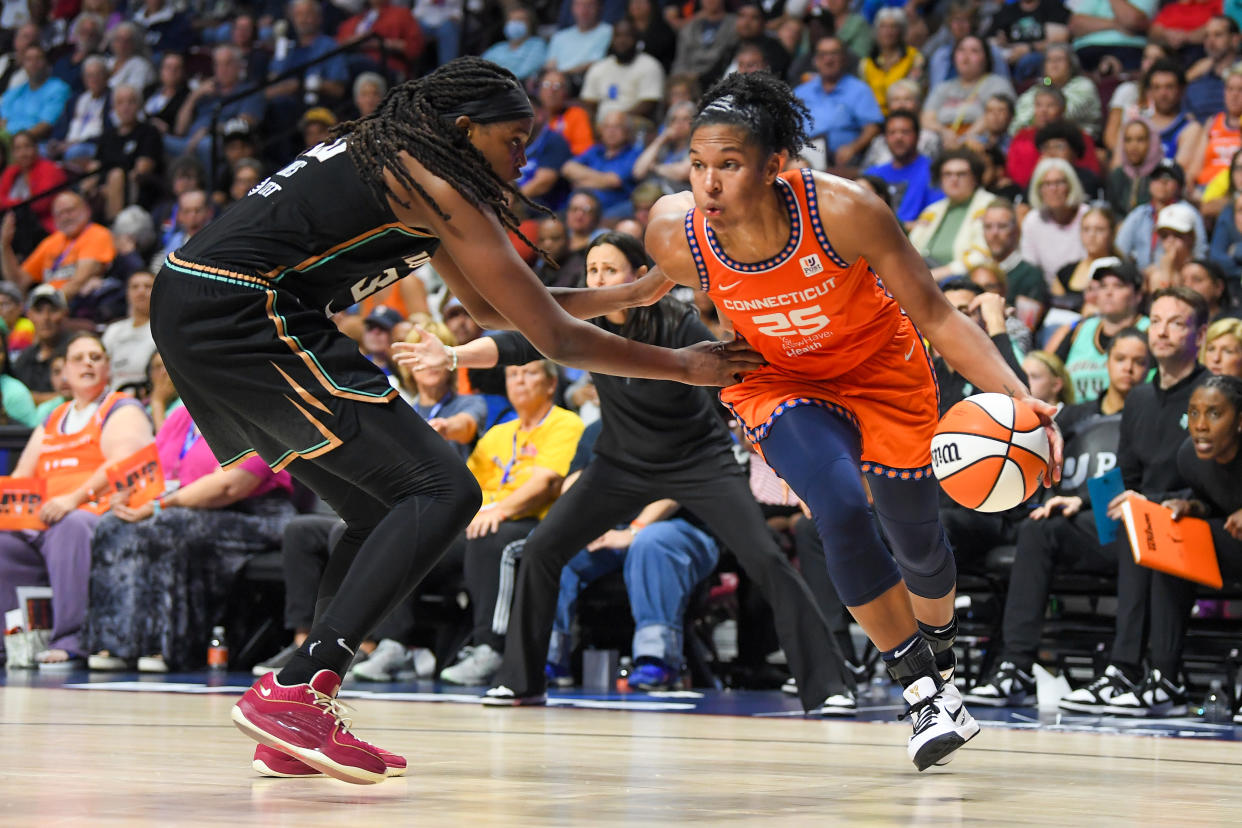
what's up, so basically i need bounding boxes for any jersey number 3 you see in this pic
[751,305,830,337]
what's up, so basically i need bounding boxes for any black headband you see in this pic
[443,84,534,124]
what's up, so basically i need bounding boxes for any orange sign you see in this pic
[102,443,164,509]
[0,477,47,530]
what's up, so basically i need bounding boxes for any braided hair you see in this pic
[692,71,811,158]
[331,57,551,261]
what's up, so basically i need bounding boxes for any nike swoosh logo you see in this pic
[718,279,743,291]
[893,638,919,660]
[259,685,272,697]
[307,641,318,656]
[904,343,917,361]
[337,638,355,656]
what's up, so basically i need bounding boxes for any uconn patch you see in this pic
[800,254,823,277]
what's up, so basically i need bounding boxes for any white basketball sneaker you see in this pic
[902,676,980,771]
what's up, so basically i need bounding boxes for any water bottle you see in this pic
[1198,680,1234,724]
[207,625,229,672]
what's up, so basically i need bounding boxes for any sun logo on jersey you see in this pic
[799,254,823,277]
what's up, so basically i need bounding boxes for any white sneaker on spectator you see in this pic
[251,642,299,677]
[781,676,797,696]
[481,685,548,706]
[963,661,1036,707]
[816,690,857,717]
[1058,664,1137,713]
[351,639,413,682]
[1105,669,1188,718]
[88,653,129,671]
[439,644,503,686]
[902,676,979,771]
[136,654,168,673]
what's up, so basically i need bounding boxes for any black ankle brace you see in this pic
[885,638,943,690]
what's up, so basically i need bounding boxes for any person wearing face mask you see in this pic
[580,17,665,126]
[481,5,547,82]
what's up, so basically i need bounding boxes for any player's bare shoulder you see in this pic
[644,192,699,288]
[805,170,896,262]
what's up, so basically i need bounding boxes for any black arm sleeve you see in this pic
[490,330,542,366]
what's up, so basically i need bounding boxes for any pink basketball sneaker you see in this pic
[252,744,407,778]
[231,669,387,785]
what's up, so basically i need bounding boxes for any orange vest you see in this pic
[1198,112,1241,186]
[37,391,128,499]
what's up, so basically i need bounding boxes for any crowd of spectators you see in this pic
[0,0,1238,717]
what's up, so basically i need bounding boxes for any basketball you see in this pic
[931,393,1050,513]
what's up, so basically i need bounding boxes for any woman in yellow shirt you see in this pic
[861,8,924,115]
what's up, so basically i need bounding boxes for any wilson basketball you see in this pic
[931,393,1050,513]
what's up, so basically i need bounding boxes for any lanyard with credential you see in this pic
[420,391,453,423]
[494,406,552,486]
[179,423,200,462]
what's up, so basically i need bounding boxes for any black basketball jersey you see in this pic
[178,138,441,314]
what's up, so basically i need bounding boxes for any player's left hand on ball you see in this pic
[1021,396,1063,486]
[680,339,766,386]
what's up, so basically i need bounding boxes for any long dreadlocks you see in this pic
[331,57,552,262]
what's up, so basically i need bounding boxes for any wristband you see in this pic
[152,497,163,516]
[446,347,458,372]
[628,521,647,537]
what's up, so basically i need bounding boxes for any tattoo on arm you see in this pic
[1003,384,1017,398]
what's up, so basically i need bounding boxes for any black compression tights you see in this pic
[277,400,481,684]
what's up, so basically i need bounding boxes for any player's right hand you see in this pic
[678,339,765,386]
[392,326,450,371]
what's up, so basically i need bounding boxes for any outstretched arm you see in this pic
[389,164,759,386]
[823,175,1063,482]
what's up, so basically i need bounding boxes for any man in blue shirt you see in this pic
[518,121,572,213]
[267,0,350,102]
[561,110,641,219]
[865,110,942,226]
[546,0,613,77]
[166,45,266,172]
[793,36,883,167]
[0,45,71,140]
[265,0,349,158]
[1184,16,1240,123]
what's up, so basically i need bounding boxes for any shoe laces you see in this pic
[898,696,939,735]
[310,686,357,735]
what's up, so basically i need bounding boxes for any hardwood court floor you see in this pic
[3,685,1242,826]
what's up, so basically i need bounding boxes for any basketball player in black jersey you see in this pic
[150,58,761,785]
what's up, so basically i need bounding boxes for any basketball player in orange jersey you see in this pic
[646,72,1064,771]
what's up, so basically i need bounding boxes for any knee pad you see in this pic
[887,520,956,600]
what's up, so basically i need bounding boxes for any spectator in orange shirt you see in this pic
[0,190,115,300]
[338,0,424,81]
[537,69,594,156]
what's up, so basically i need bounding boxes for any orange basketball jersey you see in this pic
[686,168,939,478]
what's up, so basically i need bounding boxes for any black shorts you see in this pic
[151,254,398,471]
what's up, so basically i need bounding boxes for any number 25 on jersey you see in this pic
[751,305,830,337]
